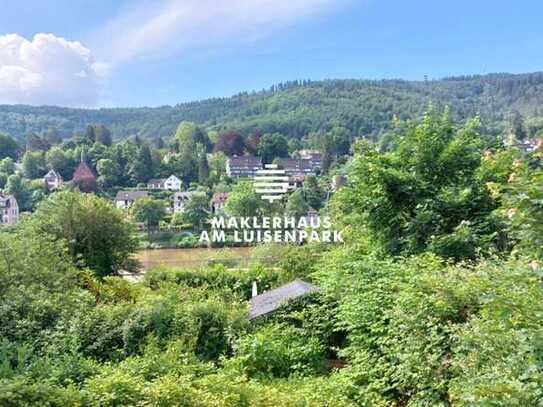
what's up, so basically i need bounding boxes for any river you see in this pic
[135,247,254,271]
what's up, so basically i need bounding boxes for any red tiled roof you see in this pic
[72,160,96,182]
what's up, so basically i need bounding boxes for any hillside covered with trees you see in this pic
[3,72,543,142]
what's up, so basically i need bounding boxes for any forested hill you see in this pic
[2,72,543,141]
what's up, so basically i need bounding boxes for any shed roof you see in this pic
[249,279,318,319]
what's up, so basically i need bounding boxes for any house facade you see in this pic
[298,150,323,170]
[147,175,182,190]
[226,156,262,177]
[44,169,63,190]
[211,192,229,213]
[277,158,316,177]
[115,191,148,210]
[173,191,193,213]
[0,194,19,225]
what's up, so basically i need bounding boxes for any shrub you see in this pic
[230,325,327,378]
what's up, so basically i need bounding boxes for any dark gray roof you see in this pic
[249,279,318,319]
[228,155,262,166]
[115,190,148,201]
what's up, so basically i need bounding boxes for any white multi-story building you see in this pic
[0,194,19,225]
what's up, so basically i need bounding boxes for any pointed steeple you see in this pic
[72,147,96,192]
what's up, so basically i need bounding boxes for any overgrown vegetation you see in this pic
[1,109,542,405]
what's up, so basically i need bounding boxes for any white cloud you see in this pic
[97,0,346,64]
[0,1,346,106]
[0,33,107,106]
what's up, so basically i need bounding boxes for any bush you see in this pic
[229,325,327,378]
[0,378,83,407]
[144,264,289,300]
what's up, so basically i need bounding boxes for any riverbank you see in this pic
[135,247,254,271]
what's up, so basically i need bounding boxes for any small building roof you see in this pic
[44,169,62,179]
[249,279,319,319]
[148,178,166,185]
[115,190,148,201]
[211,192,229,204]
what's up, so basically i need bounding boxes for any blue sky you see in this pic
[0,0,542,107]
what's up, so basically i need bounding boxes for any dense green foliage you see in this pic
[25,191,138,277]
[4,72,543,142]
[1,110,543,405]
[334,109,513,259]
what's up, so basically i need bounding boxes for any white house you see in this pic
[115,191,148,210]
[147,175,182,191]
[173,191,194,213]
[0,194,19,225]
[44,169,63,190]
[164,175,182,190]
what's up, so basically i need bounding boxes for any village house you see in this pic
[226,156,262,177]
[173,191,194,213]
[43,169,63,190]
[249,279,319,319]
[115,191,148,210]
[147,175,182,191]
[211,192,229,213]
[0,194,19,226]
[297,149,323,170]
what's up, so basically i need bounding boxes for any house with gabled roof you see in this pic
[44,169,63,190]
[115,190,148,210]
[147,175,182,191]
[164,175,182,190]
